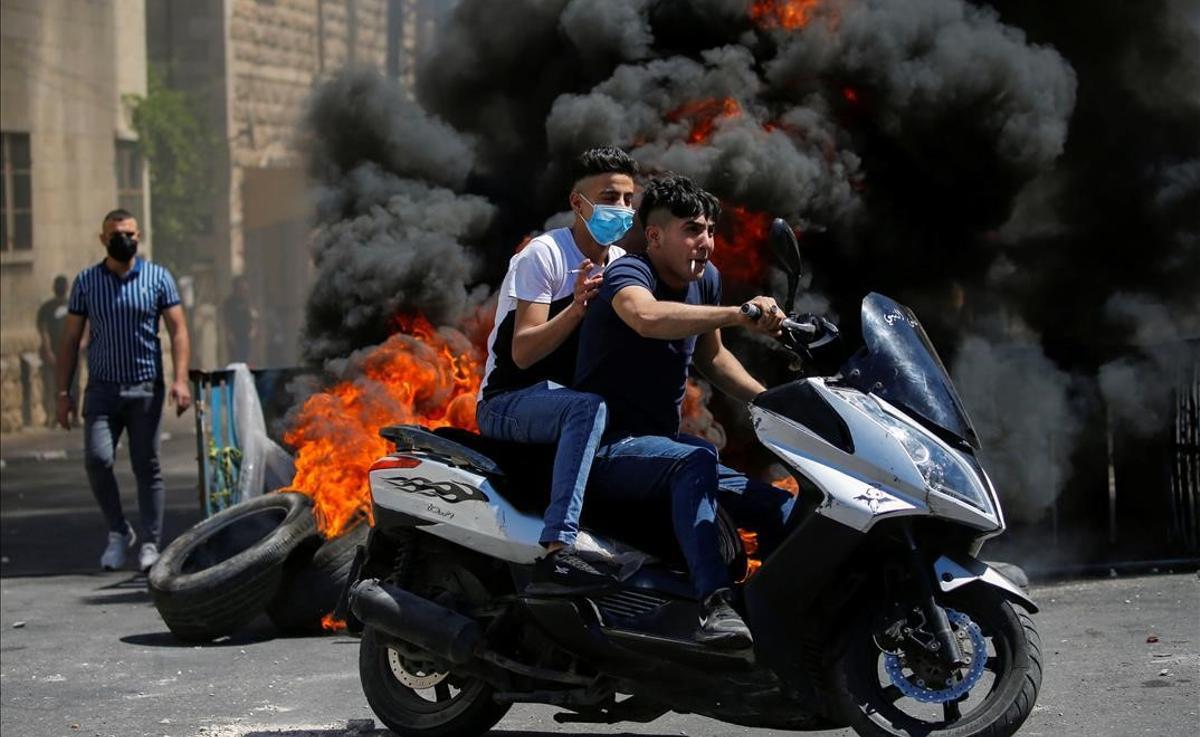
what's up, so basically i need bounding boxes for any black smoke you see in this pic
[302,70,495,365]
[300,0,1198,531]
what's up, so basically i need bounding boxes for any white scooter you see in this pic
[338,221,1041,737]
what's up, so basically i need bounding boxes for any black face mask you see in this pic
[107,232,138,263]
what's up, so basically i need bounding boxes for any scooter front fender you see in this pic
[933,555,1038,614]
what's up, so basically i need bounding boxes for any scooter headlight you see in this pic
[844,393,994,514]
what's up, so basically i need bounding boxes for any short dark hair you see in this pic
[569,146,638,187]
[103,208,135,224]
[637,174,720,227]
[53,274,69,295]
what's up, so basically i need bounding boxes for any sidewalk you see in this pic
[0,410,194,465]
[0,410,202,577]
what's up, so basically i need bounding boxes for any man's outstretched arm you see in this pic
[612,285,743,341]
[693,328,766,403]
[612,286,784,342]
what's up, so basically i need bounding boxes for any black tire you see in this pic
[267,520,369,635]
[359,550,511,737]
[359,627,510,737]
[830,588,1042,737]
[148,492,320,642]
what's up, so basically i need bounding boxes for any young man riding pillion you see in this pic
[476,147,638,593]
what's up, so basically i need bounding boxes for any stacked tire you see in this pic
[148,492,364,642]
[268,521,368,635]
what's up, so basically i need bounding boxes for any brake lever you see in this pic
[783,317,817,336]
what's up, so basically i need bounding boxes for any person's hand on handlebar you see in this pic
[738,296,785,335]
[741,302,823,339]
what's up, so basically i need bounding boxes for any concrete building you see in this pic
[0,0,149,431]
[146,0,444,372]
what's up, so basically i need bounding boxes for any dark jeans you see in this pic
[476,381,607,546]
[83,380,165,545]
[588,434,796,599]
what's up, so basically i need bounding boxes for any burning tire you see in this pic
[148,492,320,642]
[268,520,369,635]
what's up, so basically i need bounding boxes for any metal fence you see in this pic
[188,367,312,516]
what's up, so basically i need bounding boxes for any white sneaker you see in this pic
[138,543,160,573]
[100,526,137,570]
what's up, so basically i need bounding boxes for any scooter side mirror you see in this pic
[768,219,803,277]
[768,218,803,312]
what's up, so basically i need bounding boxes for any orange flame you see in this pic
[320,613,347,632]
[736,529,763,583]
[773,475,800,495]
[285,315,483,537]
[680,378,727,449]
[750,0,823,30]
[715,205,771,284]
[666,97,742,145]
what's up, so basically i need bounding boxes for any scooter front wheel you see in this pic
[830,587,1042,737]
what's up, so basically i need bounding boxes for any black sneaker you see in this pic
[695,589,752,649]
[524,548,616,596]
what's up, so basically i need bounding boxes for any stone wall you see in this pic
[0,0,146,432]
[229,0,389,170]
[0,354,25,433]
[226,0,391,367]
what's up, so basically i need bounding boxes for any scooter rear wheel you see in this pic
[359,626,509,737]
[358,556,510,737]
[830,587,1042,737]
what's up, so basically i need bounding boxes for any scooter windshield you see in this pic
[842,293,980,449]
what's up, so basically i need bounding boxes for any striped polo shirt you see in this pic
[67,257,181,384]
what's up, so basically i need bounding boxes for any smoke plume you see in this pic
[302,69,495,365]
[953,331,1083,524]
[1098,293,1200,436]
[297,0,1198,532]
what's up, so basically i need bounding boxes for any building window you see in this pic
[1,132,33,252]
[115,139,145,227]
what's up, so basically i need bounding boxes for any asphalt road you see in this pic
[1,429,1197,737]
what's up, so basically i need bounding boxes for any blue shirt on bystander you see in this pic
[67,257,181,384]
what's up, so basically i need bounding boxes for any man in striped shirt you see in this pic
[55,209,192,572]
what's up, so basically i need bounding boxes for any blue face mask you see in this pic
[578,194,635,246]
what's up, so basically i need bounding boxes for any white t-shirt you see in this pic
[479,227,625,400]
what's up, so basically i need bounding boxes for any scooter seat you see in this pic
[379,425,553,514]
[380,425,746,577]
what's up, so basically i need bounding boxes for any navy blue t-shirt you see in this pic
[574,253,722,438]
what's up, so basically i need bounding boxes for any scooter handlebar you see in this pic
[740,302,762,320]
[740,303,818,336]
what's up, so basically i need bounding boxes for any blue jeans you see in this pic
[476,382,607,546]
[83,380,166,545]
[588,434,796,598]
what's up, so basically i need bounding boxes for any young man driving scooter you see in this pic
[476,147,638,594]
[575,175,796,648]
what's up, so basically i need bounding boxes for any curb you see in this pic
[0,431,177,467]
[0,449,78,466]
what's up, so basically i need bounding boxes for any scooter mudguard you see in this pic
[934,554,1038,614]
